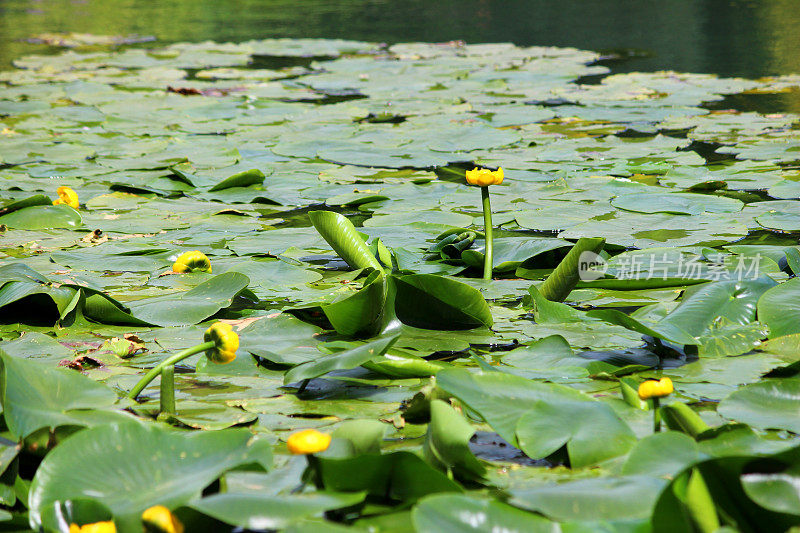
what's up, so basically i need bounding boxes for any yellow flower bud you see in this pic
[203,321,238,364]
[638,377,674,400]
[53,186,80,209]
[172,250,212,273]
[68,521,116,533]
[465,167,504,187]
[142,505,184,533]
[287,428,331,455]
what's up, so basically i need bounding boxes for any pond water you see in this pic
[2,2,800,530]
[0,0,799,80]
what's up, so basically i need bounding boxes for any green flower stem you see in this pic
[160,364,176,415]
[481,186,494,280]
[127,340,215,400]
[653,397,662,433]
[292,455,321,494]
[296,378,311,395]
[308,454,323,489]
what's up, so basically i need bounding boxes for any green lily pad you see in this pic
[29,420,272,530]
[0,204,82,230]
[612,192,743,215]
[189,491,366,530]
[85,272,250,327]
[510,476,666,522]
[412,494,555,533]
[757,278,800,338]
[284,335,398,384]
[718,379,800,433]
[0,351,122,439]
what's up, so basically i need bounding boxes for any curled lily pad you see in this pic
[393,274,493,330]
[84,272,250,327]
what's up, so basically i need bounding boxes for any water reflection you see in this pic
[0,0,797,81]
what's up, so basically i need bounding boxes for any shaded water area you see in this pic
[0,0,799,81]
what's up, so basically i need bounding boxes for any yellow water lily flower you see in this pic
[171,250,212,273]
[53,186,80,209]
[68,521,116,533]
[638,377,674,400]
[142,505,184,533]
[465,167,504,187]
[203,321,238,364]
[287,428,332,455]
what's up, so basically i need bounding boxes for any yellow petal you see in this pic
[638,377,673,400]
[69,521,116,533]
[203,321,239,364]
[54,186,80,209]
[142,505,184,533]
[172,250,212,273]
[465,167,504,187]
[287,428,332,454]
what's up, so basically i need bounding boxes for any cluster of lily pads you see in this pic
[1,36,800,532]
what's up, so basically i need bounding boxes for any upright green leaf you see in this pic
[308,211,382,271]
[393,274,492,329]
[661,402,710,439]
[423,400,485,481]
[683,468,721,533]
[321,270,387,336]
[653,457,800,533]
[538,237,605,302]
[523,285,584,323]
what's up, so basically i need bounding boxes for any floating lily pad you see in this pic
[0,205,82,230]
[29,421,272,530]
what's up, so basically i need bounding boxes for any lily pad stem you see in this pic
[481,186,493,280]
[127,340,215,400]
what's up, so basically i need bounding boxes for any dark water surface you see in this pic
[0,0,799,79]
